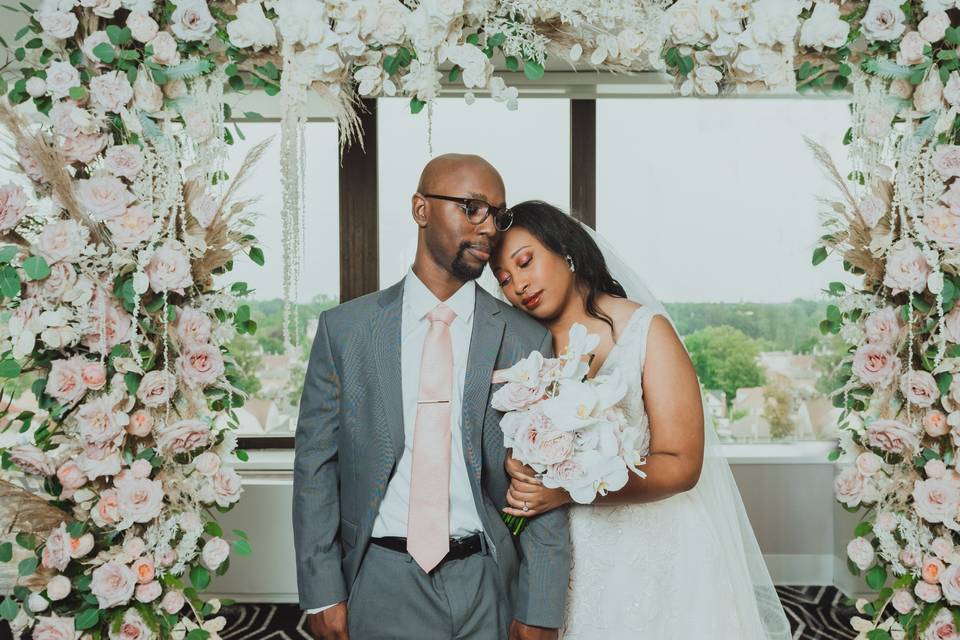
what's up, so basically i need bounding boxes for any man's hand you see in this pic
[306,602,349,640]
[509,620,558,640]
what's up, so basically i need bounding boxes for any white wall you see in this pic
[208,448,867,603]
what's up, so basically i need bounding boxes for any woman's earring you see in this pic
[566,255,576,273]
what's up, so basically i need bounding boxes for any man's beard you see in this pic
[451,242,487,281]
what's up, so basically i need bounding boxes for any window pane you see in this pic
[597,98,850,443]
[378,97,570,287]
[218,121,340,437]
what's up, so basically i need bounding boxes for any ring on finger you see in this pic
[522,501,530,513]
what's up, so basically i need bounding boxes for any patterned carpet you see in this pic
[0,585,857,639]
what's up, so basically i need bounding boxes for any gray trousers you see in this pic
[347,541,510,639]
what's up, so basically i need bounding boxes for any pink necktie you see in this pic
[407,303,456,573]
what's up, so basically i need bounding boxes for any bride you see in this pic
[487,200,792,639]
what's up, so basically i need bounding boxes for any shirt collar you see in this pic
[403,269,476,324]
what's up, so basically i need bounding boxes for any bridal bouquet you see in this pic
[492,324,648,534]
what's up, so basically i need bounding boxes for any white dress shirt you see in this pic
[306,271,485,614]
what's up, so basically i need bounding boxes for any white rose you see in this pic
[46,575,72,601]
[201,537,230,571]
[884,241,932,294]
[38,11,78,39]
[28,592,49,613]
[913,476,960,524]
[116,476,164,523]
[847,536,875,571]
[170,0,216,42]
[26,77,47,98]
[891,589,916,614]
[914,68,944,114]
[161,590,185,614]
[901,370,941,408]
[227,1,277,50]
[133,73,163,113]
[45,62,80,99]
[856,452,884,477]
[155,418,211,454]
[31,615,77,640]
[126,11,159,42]
[0,183,32,232]
[798,1,849,51]
[919,11,951,43]
[211,467,242,507]
[862,0,907,42]
[945,72,960,110]
[90,71,133,113]
[82,31,111,64]
[940,562,960,605]
[148,31,181,66]
[146,242,193,293]
[934,145,960,177]
[62,132,109,164]
[104,144,145,180]
[897,31,927,66]
[667,2,704,45]
[80,0,120,18]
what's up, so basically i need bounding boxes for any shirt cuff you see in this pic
[305,601,343,615]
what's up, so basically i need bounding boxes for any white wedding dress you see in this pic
[560,305,792,640]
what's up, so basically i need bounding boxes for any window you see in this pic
[597,98,851,443]
[377,97,570,287]
[217,121,340,437]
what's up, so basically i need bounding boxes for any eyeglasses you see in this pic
[420,193,513,231]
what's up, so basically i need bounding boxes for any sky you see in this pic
[0,96,852,305]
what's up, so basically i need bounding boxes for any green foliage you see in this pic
[683,325,766,404]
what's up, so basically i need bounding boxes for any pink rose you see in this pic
[934,536,956,560]
[161,589,185,614]
[897,30,926,65]
[847,536,874,570]
[925,555,947,584]
[867,419,921,455]
[116,477,164,523]
[10,444,55,476]
[148,31,181,66]
[136,371,176,407]
[927,459,949,479]
[62,132,109,164]
[920,11,950,43]
[941,562,960,605]
[37,11,78,39]
[45,62,80,99]
[0,183,32,231]
[91,561,136,608]
[913,476,960,524]
[903,548,921,569]
[158,549,177,568]
[76,395,127,450]
[130,459,152,479]
[515,423,574,466]
[123,535,145,558]
[126,11,159,42]
[134,580,162,604]
[925,204,960,248]
[156,418,211,455]
[201,536,230,571]
[17,141,44,182]
[901,370,941,408]
[146,242,193,293]
[892,589,916,614]
[57,461,87,492]
[170,0,217,42]
[81,302,133,355]
[104,145,145,180]
[41,263,78,303]
[935,146,960,178]
[131,557,155,584]
[212,467,243,507]
[41,523,71,572]
[69,533,94,559]
[945,307,960,344]
[31,615,78,640]
[916,580,942,604]
[865,306,901,349]
[177,344,225,389]
[81,361,107,390]
[105,205,156,249]
[89,71,133,113]
[76,176,135,221]
[46,575,71,601]
[127,410,155,437]
[112,609,152,639]
[37,219,89,264]
[192,451,221,476]
[45,358,86,405]
[924,609,958,639]
[175,306,212,348]
[491,380,546,412]
[856,452,883,477]
[852,344,899,386]
[884,242,932,294]
[91,489,121,527]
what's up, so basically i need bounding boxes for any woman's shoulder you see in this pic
[598,296,645,341]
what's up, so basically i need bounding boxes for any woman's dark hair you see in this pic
[505,200,626,331]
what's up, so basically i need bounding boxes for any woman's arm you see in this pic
[503,315,705,516]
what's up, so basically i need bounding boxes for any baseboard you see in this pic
[206,592,299,604]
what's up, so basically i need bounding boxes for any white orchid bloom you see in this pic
[540,380,600,431]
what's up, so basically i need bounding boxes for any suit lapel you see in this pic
[371,280,406,463]
[461,289,505,482]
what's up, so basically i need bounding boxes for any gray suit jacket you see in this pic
[292,279,571,628]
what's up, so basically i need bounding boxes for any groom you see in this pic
[293,154,570,640]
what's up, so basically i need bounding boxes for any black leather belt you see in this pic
[370,534,484,565]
